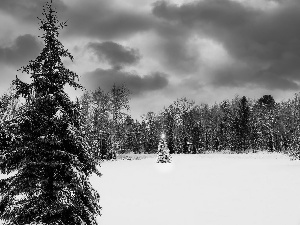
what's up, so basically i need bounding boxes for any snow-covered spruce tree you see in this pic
[157,133,171,163]
[0,2,101,225]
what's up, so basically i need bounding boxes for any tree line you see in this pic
[3,75,300,160]
[76,87,300,159]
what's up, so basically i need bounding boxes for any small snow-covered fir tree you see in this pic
[157,133,171,163]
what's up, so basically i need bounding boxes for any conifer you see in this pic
[157,133,171,163]
[0,2,101,224]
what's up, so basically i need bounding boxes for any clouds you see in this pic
[0,0,153,40]
[210,62,300,90]
[153,25,200,74]
[0,34,42,67]
[63,0,154,40]
[0,34,42,98]
[152,0,300,91]
[0,0,67,22]
[88,41,141,69]
[85,40,168,95]
[82,68,168,95]
[1,0,300,118]
[152,0,258,28]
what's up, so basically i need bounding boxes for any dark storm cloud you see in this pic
[0,0,152,40]
[63,1,154,40]
[154,23,199,74]
[88,41,141,69]
[83,68,168,95]
[0,0,201,75]
[211,63,300,90]
[0,0,67,22]
[152,0,256,26]
[152,0,300,91]
[0,34,42,67]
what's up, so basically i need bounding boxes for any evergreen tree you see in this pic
[218,100,233,151]
[182,136,190,154]
[163,109,175,154]
[258,95,275,109]
[157,133,171,163]
[256,95,276,151]
[234,96,251,152]
[124,115,135,153]
[191,125,200,153]
[0,2,101,224]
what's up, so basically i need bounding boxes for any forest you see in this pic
[72,89,300,159]
[3,84,300,160]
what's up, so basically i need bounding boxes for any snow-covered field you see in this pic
[1,152,300,225]
[91,152,300,225]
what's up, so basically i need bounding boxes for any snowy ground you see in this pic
[91,152,300,225]
[1,152,300,225]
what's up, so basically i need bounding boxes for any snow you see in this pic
[91,153,300,225]
[1,152,300,225]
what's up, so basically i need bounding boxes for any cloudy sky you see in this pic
[0,0,300,119]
